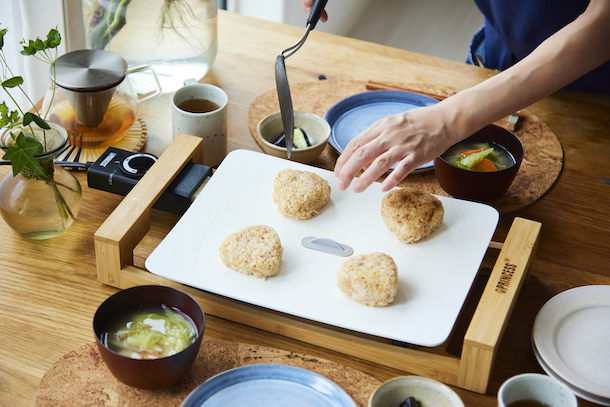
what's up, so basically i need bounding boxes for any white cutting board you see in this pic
[146,149,499,347]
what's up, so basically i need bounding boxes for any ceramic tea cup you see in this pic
[497,373,577,407]
[172,79,228,167]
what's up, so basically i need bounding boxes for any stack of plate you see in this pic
[532,285,610,405]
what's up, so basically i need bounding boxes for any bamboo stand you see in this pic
[94,134,542,394]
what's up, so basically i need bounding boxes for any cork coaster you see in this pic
[247,79,563,213]
[35,338,381,407]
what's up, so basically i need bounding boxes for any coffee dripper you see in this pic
[42,49,161,149]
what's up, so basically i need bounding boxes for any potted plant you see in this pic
[0,26,82,240]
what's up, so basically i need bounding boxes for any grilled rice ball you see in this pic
[272,168,331,220]
[337,252,398,307]
[219,225,283,280]
[381,189,444,243]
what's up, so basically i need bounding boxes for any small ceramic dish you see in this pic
[93,285,205,389]
[433,124,524,203]
[256,111,330,164]
[498,373,577,407]
[368,375,465,407]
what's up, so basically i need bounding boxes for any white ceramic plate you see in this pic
[146,150,499,347]
[532,339,610,406]
[532,285,610,399]
[180,364,357,407]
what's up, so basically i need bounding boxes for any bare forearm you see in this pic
[442,0,610,140]
[332,0,610,193]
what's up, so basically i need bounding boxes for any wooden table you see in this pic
[1,10,609,407]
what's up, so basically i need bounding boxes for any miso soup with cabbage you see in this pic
[442,142,516,172]
[102,304,197,359]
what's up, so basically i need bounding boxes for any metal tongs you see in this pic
[275,0,328,158]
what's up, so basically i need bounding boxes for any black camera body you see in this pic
[87,147,212,215]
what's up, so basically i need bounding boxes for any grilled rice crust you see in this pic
[219,225,283,280]
[381,189,444,244]
[337,252,398,307]
[272,169,331,220]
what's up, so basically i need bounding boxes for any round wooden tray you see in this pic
[247,79,564,213]
[35,338,381,407]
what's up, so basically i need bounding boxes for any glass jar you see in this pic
[82,0,218,93]
[0,123,82,240]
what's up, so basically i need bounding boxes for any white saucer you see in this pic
[532,285,610,400]
[532,339,610,406]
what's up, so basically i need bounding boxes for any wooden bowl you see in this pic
[433,124,524,203]
[93,285,205,389]
[256,111,330,163]
[369,375,464,407]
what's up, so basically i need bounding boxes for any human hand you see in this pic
[333,105,458,193]
[302,0,328,23]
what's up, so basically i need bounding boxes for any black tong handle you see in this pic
[307,0,329,30]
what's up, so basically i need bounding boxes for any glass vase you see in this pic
[82,0,218,93]
[0,123,82,240]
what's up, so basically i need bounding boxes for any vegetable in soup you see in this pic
[442,142,515,172]
[102,304,197,360]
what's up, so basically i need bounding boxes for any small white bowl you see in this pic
[369,376,464,407]
[256,111,330,164]
[497,373,577,407]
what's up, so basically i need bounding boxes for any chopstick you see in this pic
[365,80,527,118]
[366,80,446,101]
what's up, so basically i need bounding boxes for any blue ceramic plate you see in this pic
[180,364,358,407]
[324,90,439,171]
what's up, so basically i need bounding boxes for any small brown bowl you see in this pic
[433,124,524,202]
[256,111,331,163]
[93,285,205,389]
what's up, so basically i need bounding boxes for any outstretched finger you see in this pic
[336,140,397,192]
[334,143,375,191]
[334,122,385,177]
[351,155,397,193]
[379,155,420,192]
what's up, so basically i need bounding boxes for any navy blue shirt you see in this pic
[475,0,610,95]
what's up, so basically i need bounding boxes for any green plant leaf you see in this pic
[0,28,7,49]
[2,132,46,177]
[46,29,61,48]
[22,112,34,126]
[0,102,21,130]
[20,39,37,56]
[22,112,51,130]
[2,76,24,88]
[19,28,62,56]
[33,114,51,130]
